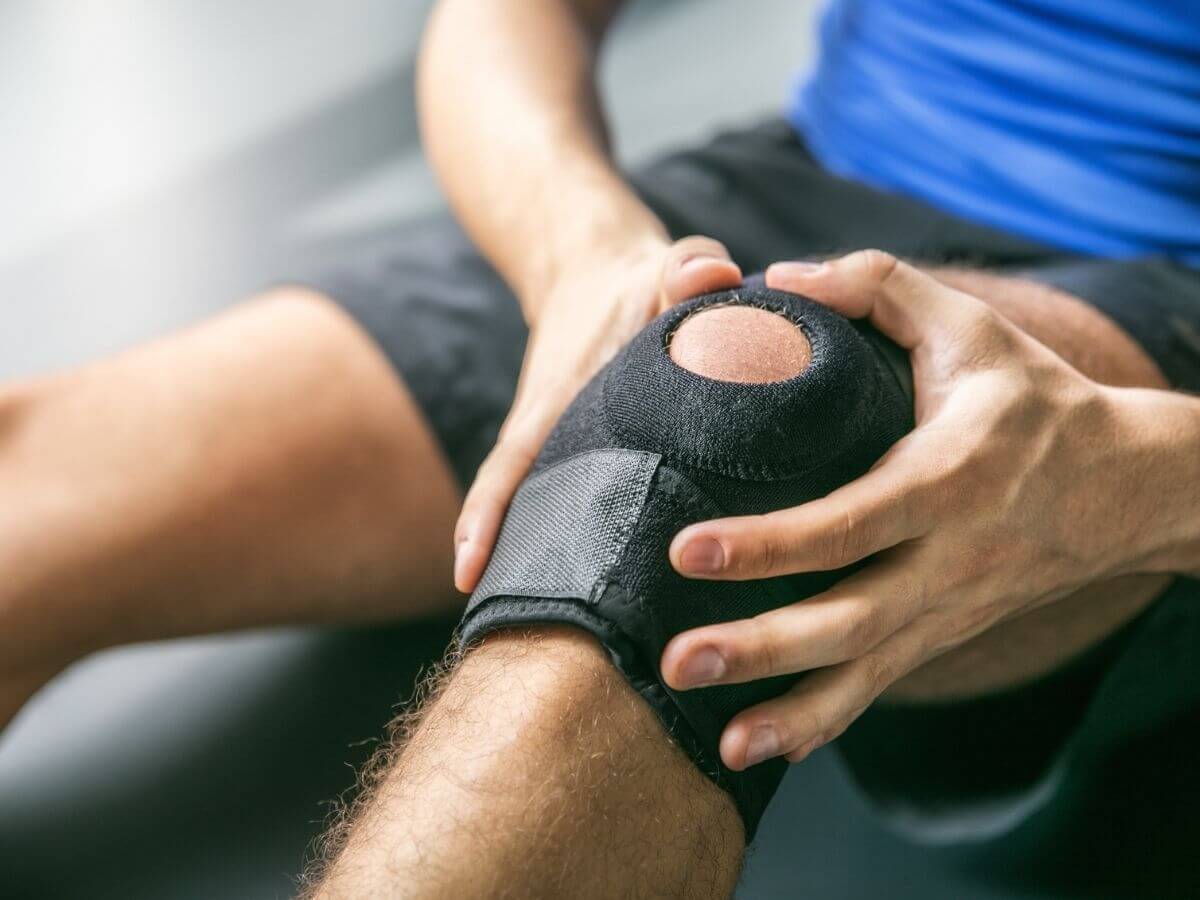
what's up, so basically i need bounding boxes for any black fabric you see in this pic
[460,284,914,837]
[301,221,524,489]
[306,121,1200,488]
[838,611,1143,833]
[304,117,1200,861]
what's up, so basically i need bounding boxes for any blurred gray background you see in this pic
[0,2,1037,897]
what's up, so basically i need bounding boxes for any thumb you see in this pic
[452,403,560,593]
[765,249,988,351]
[659,235,742,308]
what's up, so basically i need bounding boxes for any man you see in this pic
[4,0,1199,896]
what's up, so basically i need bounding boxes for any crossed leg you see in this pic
[310,277,1172,897]
[0,259,1174,895]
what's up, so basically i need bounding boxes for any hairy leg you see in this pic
[309,306,821,898]
[885,268,1173,700]
[308,627,744,900]
[306,279,1175,898]
[0,289,462,729]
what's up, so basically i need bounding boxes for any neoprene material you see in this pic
[459,281,914,838]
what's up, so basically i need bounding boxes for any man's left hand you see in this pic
[659,250,1181,771]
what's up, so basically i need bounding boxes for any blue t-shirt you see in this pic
[789,0,1200,264]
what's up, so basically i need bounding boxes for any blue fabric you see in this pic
[789,0,1200,265]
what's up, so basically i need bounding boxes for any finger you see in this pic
[659,235,742,307]
[670,441,930,580]
[660,550,923,689]
[718,624,927,770]
[765,250,991,350]
[452,406,559,593]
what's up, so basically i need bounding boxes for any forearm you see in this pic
[1107,386,1200,580]
[418,0,666,317]
[309,627,743,899]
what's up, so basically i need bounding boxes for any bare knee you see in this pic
[669,305,812,383]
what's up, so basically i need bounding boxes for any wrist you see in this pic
[1106,386,1200,578]
[512,171,669,318]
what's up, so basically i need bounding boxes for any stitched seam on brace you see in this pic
[604,298,887,481]
[588,451,660,604]
[468,449,662,609]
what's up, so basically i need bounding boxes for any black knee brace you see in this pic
[459,281,913,837]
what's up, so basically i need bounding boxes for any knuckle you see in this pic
[777,708,823,750]
[838,506,877,565]
[859,652,895,695]
[799,711,829,744]
[824,719,855,745]
[856,249,901,287]
[840,601,884,655]
[955,306,1017,366]
[742,616,783,678]
[814,520,850,571]
[757,532,789,576]
[729,519,784,576]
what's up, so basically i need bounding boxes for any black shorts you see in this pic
[304,120,1200,880]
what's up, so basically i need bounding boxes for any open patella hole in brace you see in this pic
[667,304,812,383]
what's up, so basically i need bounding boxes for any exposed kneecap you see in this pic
[668,305,812,384]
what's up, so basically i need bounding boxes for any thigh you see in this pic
[2,289,465,668]
[301,216,528,489]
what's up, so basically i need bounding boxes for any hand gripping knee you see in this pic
[459,280,913,837]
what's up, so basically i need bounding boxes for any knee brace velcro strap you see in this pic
[459,284,914,838]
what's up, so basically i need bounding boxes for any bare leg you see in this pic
[887,269,1173,699]
[308,284,1178,896]
[310,628,744,899]
[0,289,462,728]
[308,307,825,898]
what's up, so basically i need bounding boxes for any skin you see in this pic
[668,306,813,384]
[425,0,746,594]
[308,305,838,898]
[1,0,1197,891]
[310,288,1189,896]
[4,0,663,735]
[658,252,1200,771]
[307,627,744,900]
[0,290,462,730]
[426,1,1200,779]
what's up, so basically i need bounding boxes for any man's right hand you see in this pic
[420,0,744,590]
[452,234,743,592]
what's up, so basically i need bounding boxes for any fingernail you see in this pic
[678,537,725,575]
[677,646,726,688]
[768,261,828,279]
[744,725,780,767]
